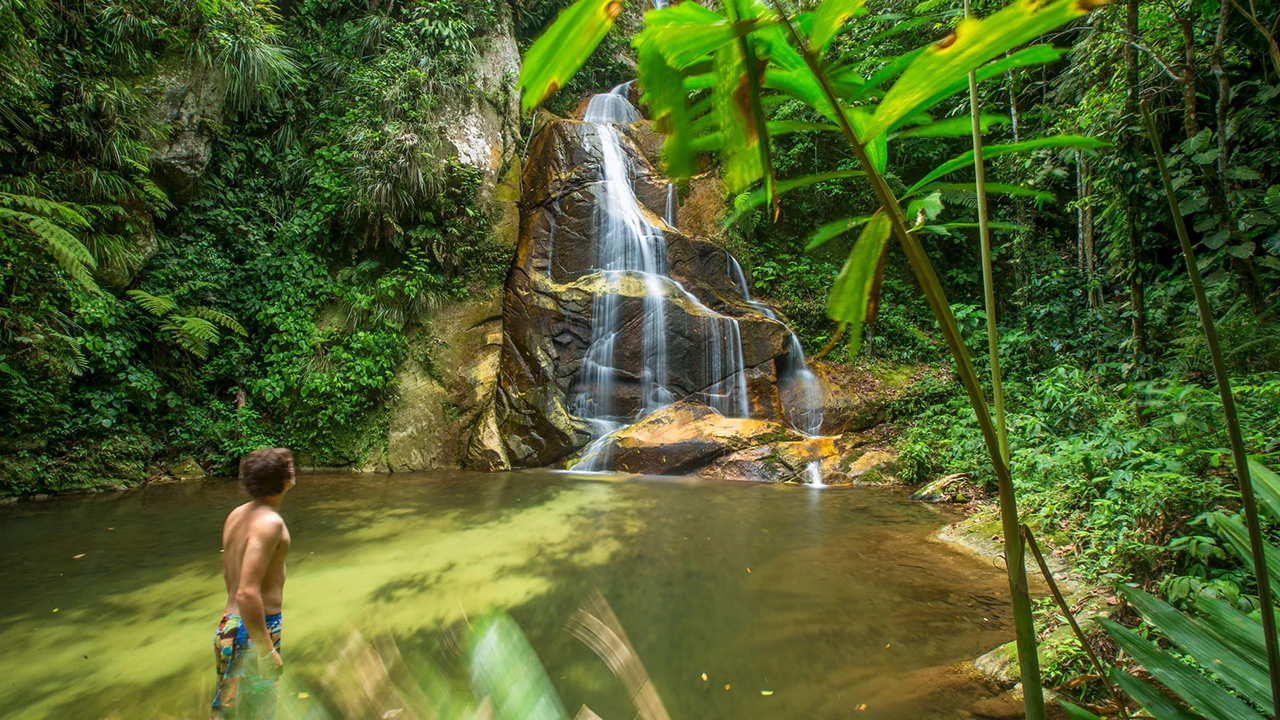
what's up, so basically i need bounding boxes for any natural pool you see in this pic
[0,471,1018,719]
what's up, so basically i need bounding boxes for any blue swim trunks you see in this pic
[211,612,283,719]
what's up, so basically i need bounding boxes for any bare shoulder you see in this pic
[247,505,286,539]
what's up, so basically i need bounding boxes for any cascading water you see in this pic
[573,86,823,482]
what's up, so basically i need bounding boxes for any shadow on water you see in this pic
[0,471,1016,719]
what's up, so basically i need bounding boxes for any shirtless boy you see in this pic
[211,448,294,719]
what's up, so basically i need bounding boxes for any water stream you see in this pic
[0,473,1019,719]
[572,89,824,481]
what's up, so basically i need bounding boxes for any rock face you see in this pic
[139,55,225,202]
[493,117,801,467]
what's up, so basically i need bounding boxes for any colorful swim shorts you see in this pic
[211,612,283,719]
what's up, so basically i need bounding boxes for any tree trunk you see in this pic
[1180,17,1198,139]
[1125,0,1146,367]
[1211,0,1231,190]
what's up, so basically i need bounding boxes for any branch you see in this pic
[1086,28,1183,81]
[1228,0,1280,78]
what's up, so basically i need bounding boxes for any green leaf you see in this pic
[726,169,866,226]
[1102,619,1266,720]
[923,182,1055,202]
[806,215,872,250]
[869,0,1095,138]
[767,120,841,136]
[1125,588,1273,709]
[637,35,697,179]
[467,612,570,720]
[1109,669,1207,720]
[904,136,1110,197]
[126,290,179,317]
[1247,460,1280,523]
[907,191,944,223]
[1195,595,1269,667]
[894,114,1008,139]
[518,0,623,113]
[1208,510,1280,608]
[1057,702,1105,720]
[828,212,892,356]
[808,0,866,53]
[1226,166,1263,181]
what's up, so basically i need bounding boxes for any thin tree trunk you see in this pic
[1124,0,1146,367]
[1180,18,1198,139]
[1211,0,1231,191]
[1082,157,1098,309]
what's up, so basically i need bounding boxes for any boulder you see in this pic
[578,401,804,475]
[381,292,507,472]
[165,457,206,481]
[139,54,225,202]
[698,435,840,483]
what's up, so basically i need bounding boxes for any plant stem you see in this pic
[966,0,1008,463]
[767,6,1045,718]
[1142,102,1280,720]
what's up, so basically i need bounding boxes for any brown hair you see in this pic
[239,448,293,498]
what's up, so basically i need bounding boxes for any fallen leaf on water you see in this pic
[72,554,85,559]
[724,684,731,691]
[701,673,708,681]
[885,643,891,648]
[297,693,309,699]
[746,567,752,574]
[857,704,867,711]
[52,608,58,613]
[760,690,774,696]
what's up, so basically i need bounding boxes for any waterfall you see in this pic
[726,253,826,484]
[573,88,820,482]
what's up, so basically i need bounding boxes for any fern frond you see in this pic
[0,205,99,290]
[173,280,217,297]
[189,305,247,336]
[162,315,219,359]
[0,193,90,228]
[126,289,178,317]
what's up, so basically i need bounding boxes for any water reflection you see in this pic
[0,471,1015,719]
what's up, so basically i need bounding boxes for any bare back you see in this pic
[222,501,290,615]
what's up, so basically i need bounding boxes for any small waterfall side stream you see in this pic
[573,87,824,482]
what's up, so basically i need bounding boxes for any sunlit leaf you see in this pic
[906,191,943,223]
[518,0,623,113]
[637,35,697,178]
[806,215,872,250]
[809,0,867,53]
[468,612,570,720]
[1248,460,1280,523]
[869,0,1097,138]
[894,114,1008,139]
[828,212,892,356]
[904,136,1109,197]
[1109,670,1205,720]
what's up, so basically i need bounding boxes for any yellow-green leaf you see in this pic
[828,212,891,356]
[518,0,623,114]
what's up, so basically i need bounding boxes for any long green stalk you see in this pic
[1142,102,1280,719]
[965,0,1009,462]
[769,6,1045,718]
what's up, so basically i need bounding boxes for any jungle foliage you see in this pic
[0,0,520,493]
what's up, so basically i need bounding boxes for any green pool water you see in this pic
[0,471,1017,719]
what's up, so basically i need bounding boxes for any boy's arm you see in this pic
[235,515,283,668]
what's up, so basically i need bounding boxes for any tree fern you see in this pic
[0,192,98,290]
[127,286,246,360]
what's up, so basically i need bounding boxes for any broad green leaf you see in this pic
[1196,596,1269,666]
[806,215,872,250]
[518,0,622,113]
[637,35,697,178]
[1103,619,1266,720]
[726,169,867,226]
[923,182,1055,202]
[1125,588,1273,708]
[1248,460,1280,523]
[1210,511,1280,601]
[828,212,892,356]
[1057,702,1105,720]
[1110,670,1207,720]
[894,114,1008,139]
[904,135,1110,197]
[712,40,764,193]
[809,0,866,52]
[929,221,1026,232]
[637,2,760,71]
[906,191,943,223]
[869,0,1095,138]
[846,107,887,173]
[767,120,841,136]
[893,45,1067,125]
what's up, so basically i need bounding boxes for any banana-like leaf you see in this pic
[868,0,1098,138]
[828,212,891,356]
[1109,669,1207,720]
[1247,460,1280,523]
[1102,618,1266,720]
[467,612,570,720]
[637,36,697,179]
[1210,511,1280,601]
[1056,702,1105,720]
[904,135,1110,197]
[807,215,873,250]
[126,290,179,317]
[1125,588,1273,709]
[637,1,762,71]
[725,169,867,226]
[894,114,1008,139]
[767,120,841,136]
[922,182,1055,202]
[711,40,763,194]
[1195,596,1269,669]
[921,222,1026,235]
[808,0,867,53]
[881,45,1066,125]
[518,0,623,113]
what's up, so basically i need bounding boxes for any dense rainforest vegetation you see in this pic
[2,0,1280,710]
